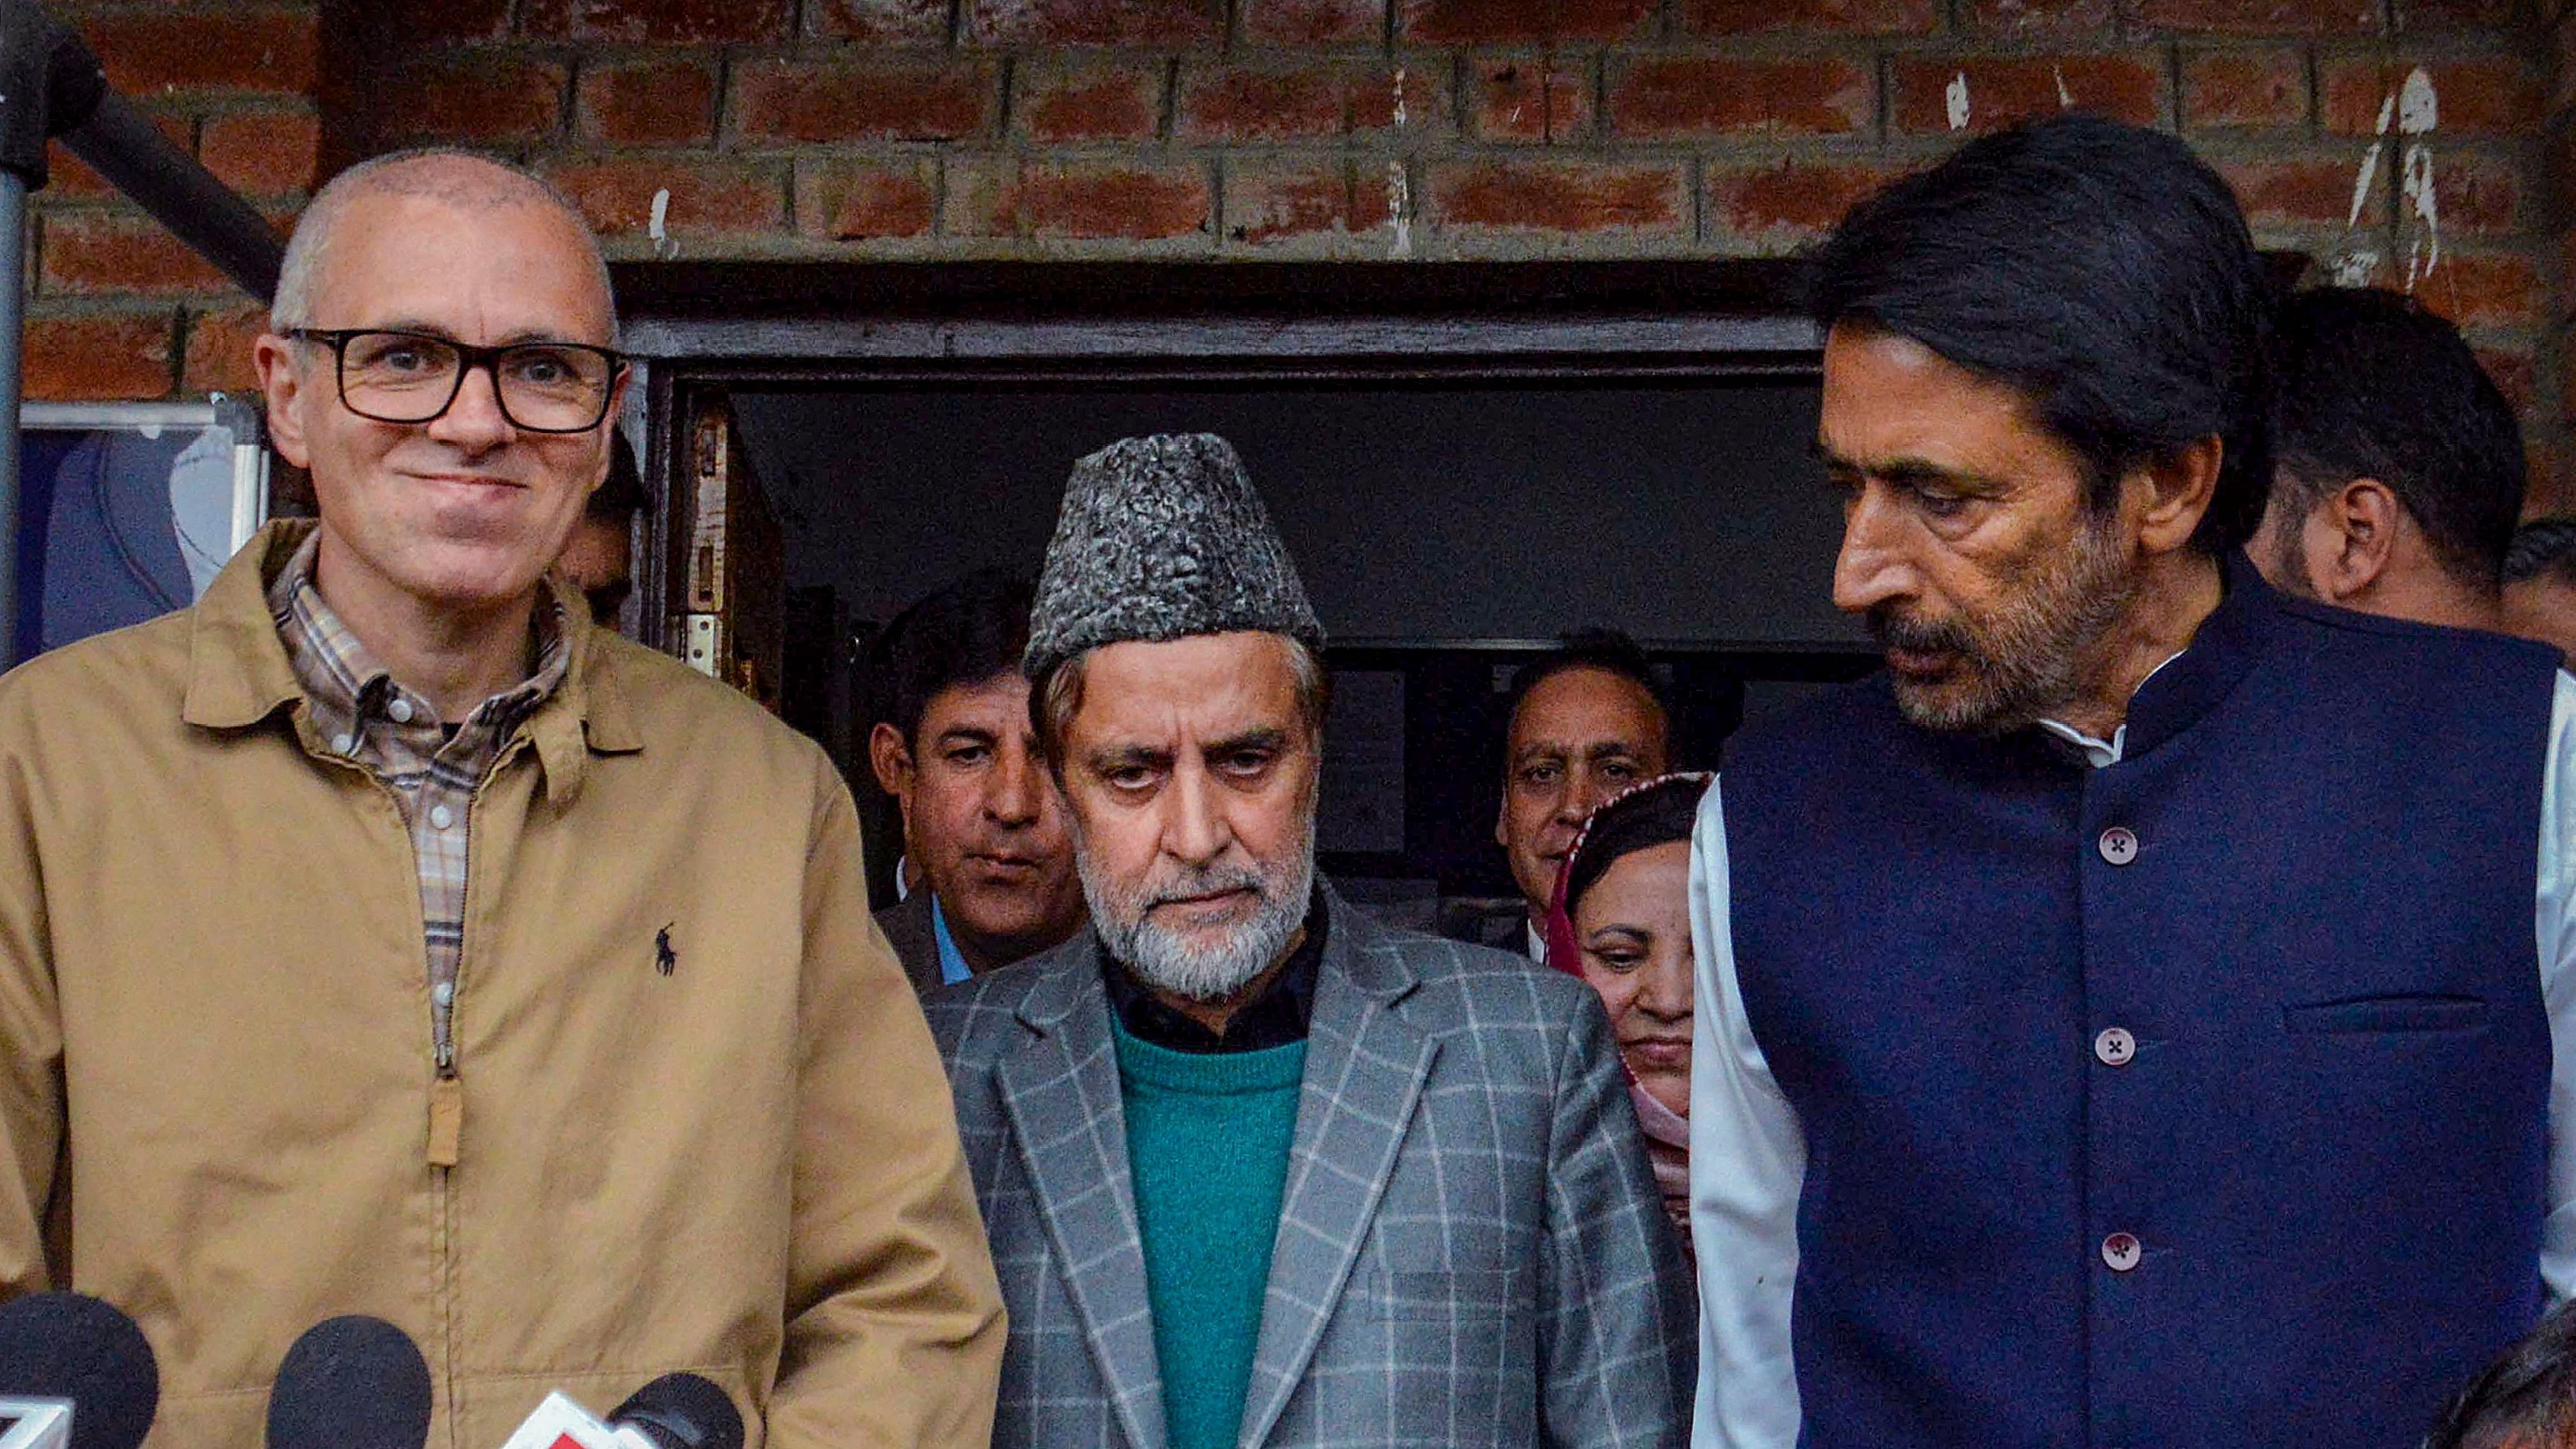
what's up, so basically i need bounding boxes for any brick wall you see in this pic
[26,0,2573,506]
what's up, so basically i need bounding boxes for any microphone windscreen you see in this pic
[265,1316,430,1449]
[0,1291,159,1449]
[606,1373,742,1449]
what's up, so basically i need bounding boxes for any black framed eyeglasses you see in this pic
[282,328,626,434]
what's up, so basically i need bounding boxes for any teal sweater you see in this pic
[1112,1019,1307,1449]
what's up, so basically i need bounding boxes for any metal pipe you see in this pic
[58,90,282,303]
[0,168,29,663]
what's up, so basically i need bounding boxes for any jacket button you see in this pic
[2094,1027,2136,1067]
[2102,1233,2143,1272]
[2097,826,2139,865]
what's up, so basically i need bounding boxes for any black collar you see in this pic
[2114,549,2272,763]
[1102,887,1328,1054]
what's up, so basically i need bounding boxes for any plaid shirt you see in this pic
[267,531,569,1068]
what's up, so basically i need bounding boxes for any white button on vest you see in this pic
[2097,826,2139,865]
[386,698,414,724]
[2094,1026,2136,1067]
[428,804,455,831]
[432,981,454,1008]
[329,732,355,756]
[2101,1232,2143,1272]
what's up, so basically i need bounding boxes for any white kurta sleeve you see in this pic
[1689,779,1807,1448]
[2538,671,2576,1304]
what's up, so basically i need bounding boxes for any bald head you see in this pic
[271,149,614,341]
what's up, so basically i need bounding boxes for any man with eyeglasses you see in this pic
[0,149,1004,1448]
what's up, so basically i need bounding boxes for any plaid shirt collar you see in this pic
[265,529,569,765]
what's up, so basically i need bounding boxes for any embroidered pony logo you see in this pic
[654,923,678,977]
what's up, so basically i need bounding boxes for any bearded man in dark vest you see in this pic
[1688,114,2576,1449]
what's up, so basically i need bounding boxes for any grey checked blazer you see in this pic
[925,885,1694,1449]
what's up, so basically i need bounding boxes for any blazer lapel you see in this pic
[1237,894,1437,1449]
[995,949,1169,1449]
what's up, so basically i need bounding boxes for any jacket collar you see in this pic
[2115,548,2275,763]
[183,520,646,800]
[1000,883,1434,1449]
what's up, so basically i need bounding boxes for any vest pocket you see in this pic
[1371,1266,1531,1321]
[2282,994,2486,1035]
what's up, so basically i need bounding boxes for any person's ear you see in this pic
[255,332,314,469]
[868,722,916,819]
[2129,435,2224,556]
[2312,479,2401,603]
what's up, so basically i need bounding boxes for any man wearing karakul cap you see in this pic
[927,433,1694,1449]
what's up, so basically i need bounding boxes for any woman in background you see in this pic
[1546,772,1710,1270]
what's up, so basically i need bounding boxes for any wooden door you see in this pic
[673,394,784,713]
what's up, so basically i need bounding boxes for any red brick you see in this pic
[2427,152,2521,235]
[198,109,322,197]
[2393,0,2514,29]
[578,58,720,147]
[41,212,234,296]
[46,114,192,201]
[1474,58,1594,143]
[1176,62,1444,141]
[377,0,512,44]
[1612,56,1873,138]
[796,161,937,240]
[2321,58,2542,136]
[950,161,1213,241]
[2136,0,2384,33]
[1178,64,1348,140]
[373,56,566,144]
[182,305,267,394]
[966,0,1222,46]
[1017,62,1163,143]
[1243,0,1384,42]
[1398,0,1654,43]
[2180,50,2309,130]
[730,58,995,144]
[1968,0,2116,32]
[2410,248,2541,331]
[1425,159,1686,235]
[1892,55,2162,133]
[543,157,788,235]
[1707,159,1905,251]
[1224,160,1392,244]
[82,11,317,97]
[25,312,175,400]
[808,0,953,41]
[520,0,793,44]
[1682,0,1936,32]
[2223,157,2388,228]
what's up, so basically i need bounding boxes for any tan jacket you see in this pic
[0,523,1003,1449]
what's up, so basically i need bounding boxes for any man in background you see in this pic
[1494,629,1671,962]
[868,569,1085,993]
[2507,519,2576,666]
[2250,286,2522,631]
[555,435,646,626]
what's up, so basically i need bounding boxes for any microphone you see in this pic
[265,1316,431,1449]
[0,1291,159,1449]
[496,1374,741,1449]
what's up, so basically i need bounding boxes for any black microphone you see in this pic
[0,1290,159,1449]
[605,1374,742,1449]
[264,1316,432,1449]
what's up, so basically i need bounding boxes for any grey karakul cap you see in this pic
[1024,432,1325,682]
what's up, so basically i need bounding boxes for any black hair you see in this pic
[2424,1300,2576,1449]
[588,435,647,522]
[1502,628,1674,753]
[2271,286,2523,590]
[2506,518,2576,589]
[871,569,1037,748]
[1808,113,2275,555]
[1563,776,1706,915]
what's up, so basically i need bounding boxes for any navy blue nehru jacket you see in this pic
[1690,553,2567,1449]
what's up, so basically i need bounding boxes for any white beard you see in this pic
[1080,811,1317,1003]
